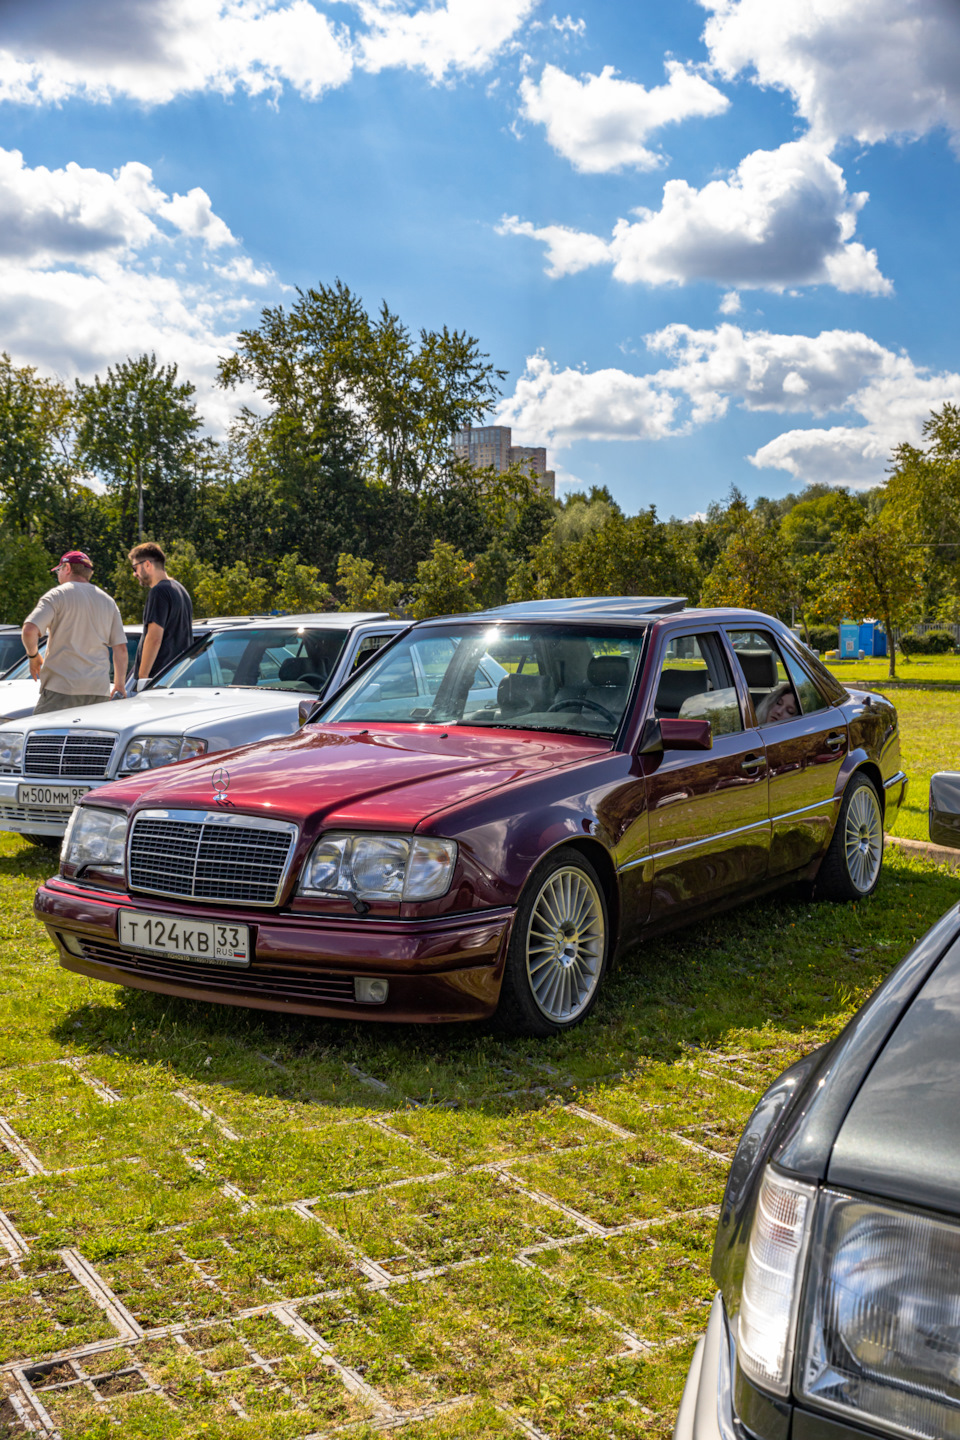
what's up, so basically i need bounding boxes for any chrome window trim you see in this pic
[127,807,300,908]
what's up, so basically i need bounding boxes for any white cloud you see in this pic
[0,0,537,107]
[701,0,960,149]
[503,142,890,294]
[496,215,610,277]
[519,60,728,173]
[498,324,960,487]
[498,352,679,448]
[356,0,538,80]
[0,148,275,433]
[0,149,238,270]
[718,289,741,314]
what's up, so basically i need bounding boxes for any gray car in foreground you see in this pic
[676,811,960,1440]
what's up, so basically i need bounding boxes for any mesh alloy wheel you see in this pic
[525,865,606,1023]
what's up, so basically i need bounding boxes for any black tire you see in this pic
[24,833,61,851]
[496,846,610,1037]
[816,774,884,902]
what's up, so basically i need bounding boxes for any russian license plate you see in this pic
[118,910,250,968]
[17,783,89,807]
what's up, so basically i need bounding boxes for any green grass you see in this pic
[1,815,959,1437]
[825,651,960,688]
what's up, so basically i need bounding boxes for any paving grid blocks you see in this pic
[0,1045,787,1438]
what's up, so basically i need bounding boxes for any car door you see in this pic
[725,627,848,877]
[643,628,770,926]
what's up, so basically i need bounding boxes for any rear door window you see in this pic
[726,629,800,725]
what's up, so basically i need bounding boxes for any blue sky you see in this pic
[2,0,960,518]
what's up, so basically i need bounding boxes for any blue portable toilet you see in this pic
[839,621,860,658]
[858,621,887,657]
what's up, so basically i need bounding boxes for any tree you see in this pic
[820,521,918,678]
[274,552,333,612]
[0,352,75,536]
[335,553,404,616]
[884,404,960,617]
[0,532,53,623]
[74,354,203,544]
[410,540,478,619]
[194,561,272,618]
[519,500,694,603]
[701,514,799,618]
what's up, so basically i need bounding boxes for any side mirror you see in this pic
[637,716,713,753]
[298,699,316,727]
[660,717,713,751]
[930,771,960,848]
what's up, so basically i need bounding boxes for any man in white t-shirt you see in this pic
[22,550,128,716]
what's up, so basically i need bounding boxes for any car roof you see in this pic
[480,596,688,620]
[193,612,393,630]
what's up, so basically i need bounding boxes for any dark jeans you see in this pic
[34,690,110,716]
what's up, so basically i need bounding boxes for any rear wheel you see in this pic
[497,847,610,1036]
[817,775,883,901]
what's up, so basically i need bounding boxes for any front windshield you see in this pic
[158,627,349,693]
[321,624,646,737]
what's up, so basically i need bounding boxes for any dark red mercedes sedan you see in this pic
[35,599,907,1035]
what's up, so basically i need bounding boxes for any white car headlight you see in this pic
[61,807,127,873]
[120,736,208,772]
[0,731,24,770]
[300,833,457,901]
[798,1190,960,1439]
[736,1167,815,1396]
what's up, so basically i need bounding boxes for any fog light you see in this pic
[57,930,84,957]
[354,977,389,1004]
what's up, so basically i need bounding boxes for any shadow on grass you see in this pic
[46,850,960,1113]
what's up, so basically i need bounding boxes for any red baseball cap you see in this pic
[51,550,93,572]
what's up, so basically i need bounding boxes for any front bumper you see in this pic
[674,1295,742,1440]
[35,878,513,1023]
[0,777,108,836]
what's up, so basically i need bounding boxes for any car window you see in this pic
[351,633,395,671]
[161,628,349,692]
[781,650,830,715]
[726,629,799,726]
[322,623,646,737]
[654,633,743,736]
[0,635,25,674]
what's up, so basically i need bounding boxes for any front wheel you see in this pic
[817,775,884,901]
[496,847,610,1036]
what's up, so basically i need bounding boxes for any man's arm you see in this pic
[111,643,128,699]
[137,622,164,682]
[21,621,43,681]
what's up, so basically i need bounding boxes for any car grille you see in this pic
[0,803,74,823]
[128,810,298,907]
[25,731,116,779]
[77,940,356,1004]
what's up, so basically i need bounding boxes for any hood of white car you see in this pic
[17,686,305,743]
[0,679,43,723]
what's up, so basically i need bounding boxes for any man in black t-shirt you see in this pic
[129,542,194,686]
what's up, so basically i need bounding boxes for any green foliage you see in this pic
[74,354,202,547]
[335,553,404,616]
[700,513,797,616]
[820,520,918,677]
[410,540,479,619]
[0,352,74,537]
[273,552,333,613]
[806,625,840,652]
[0,532,53,623]
[899,629,957,655]
[194,560,272,618]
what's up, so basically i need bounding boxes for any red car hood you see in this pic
[96,723,609,831]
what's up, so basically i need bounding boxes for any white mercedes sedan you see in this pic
[0,613,421,845]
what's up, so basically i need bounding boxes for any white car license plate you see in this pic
[17,783,89,807]
[118,911,250,968]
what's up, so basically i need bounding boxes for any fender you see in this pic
[833,745,875,803]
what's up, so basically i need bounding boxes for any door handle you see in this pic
[825,731,846,752]
[741,753,767,775]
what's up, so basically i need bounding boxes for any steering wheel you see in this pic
[298,673,326,690]
[547,697,618,724]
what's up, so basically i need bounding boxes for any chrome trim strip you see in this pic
[771,796,837,820]
[617,816,769,873]
[883,769,908,790]
[127,808,300,908]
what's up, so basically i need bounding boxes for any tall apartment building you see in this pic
[453,424,555,499]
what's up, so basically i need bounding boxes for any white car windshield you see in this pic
[159,627,350,693]
[321,624,646,737]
